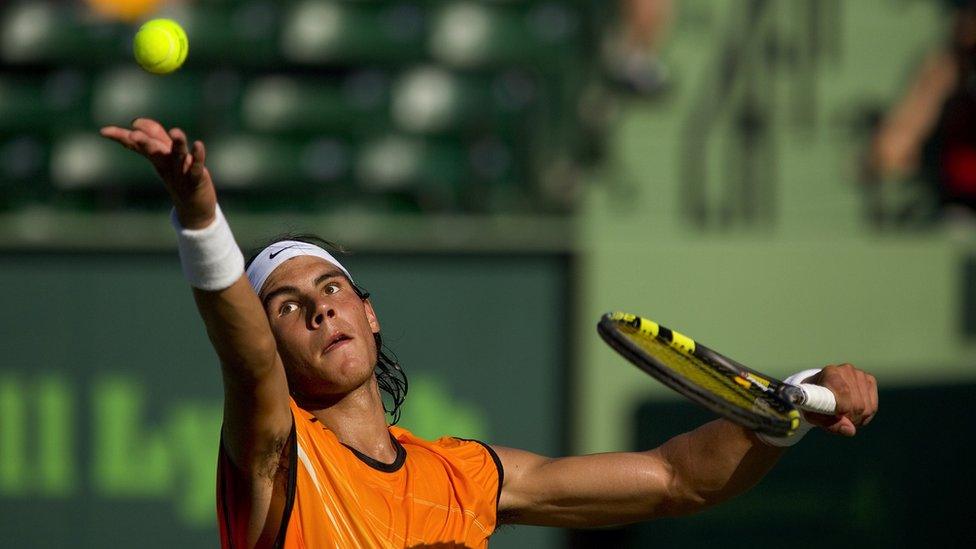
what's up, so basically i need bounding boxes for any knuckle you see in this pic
[833,381,851,396]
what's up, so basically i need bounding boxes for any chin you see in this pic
[318,354,375,388]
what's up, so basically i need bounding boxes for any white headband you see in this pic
[246,240,354,295]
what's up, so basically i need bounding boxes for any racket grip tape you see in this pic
[795,383,836,414]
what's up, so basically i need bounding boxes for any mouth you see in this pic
[324,333,352,354]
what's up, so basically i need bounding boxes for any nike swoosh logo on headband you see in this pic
[269,245,297,259]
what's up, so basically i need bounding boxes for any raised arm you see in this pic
[100,119,291,477]
[494,364,877,528]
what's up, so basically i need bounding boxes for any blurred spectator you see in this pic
[603,0,673,96]
[85,0,164,22]
[869,0,976,217]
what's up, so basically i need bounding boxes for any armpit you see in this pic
[257,431,292,482]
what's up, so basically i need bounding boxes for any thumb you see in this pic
[806,412,856,437]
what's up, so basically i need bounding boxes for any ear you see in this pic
[363,298,380,334]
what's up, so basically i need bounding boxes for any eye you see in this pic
[324,282,341,295]
[277,302,299,317]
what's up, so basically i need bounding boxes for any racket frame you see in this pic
[598,312,802,437]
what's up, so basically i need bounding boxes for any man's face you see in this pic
[258,255,380,401]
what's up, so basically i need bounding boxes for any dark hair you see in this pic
[245,232,408,424]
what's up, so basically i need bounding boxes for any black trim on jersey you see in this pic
[341,433,406,473]
[272,420,298,549]
[458,438,505,515]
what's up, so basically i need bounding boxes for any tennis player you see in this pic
[101,119,879,549]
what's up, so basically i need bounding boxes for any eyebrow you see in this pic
[261,270,345,308]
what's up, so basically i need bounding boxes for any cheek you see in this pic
[270,322,308,358]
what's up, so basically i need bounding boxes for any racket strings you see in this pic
[602,314,797,435]
[624,330,772,414]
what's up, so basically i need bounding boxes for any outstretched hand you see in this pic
[803,364,878,437]
[100,118,217,229]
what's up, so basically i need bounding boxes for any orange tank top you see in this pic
[217,398,502,548]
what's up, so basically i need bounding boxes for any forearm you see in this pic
[174,203,279,380]
[193,278,279,381]
[495,421,784,527]
[656,418,784,516]
[872,52,957,177]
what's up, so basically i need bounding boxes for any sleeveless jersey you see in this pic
[217,398,502,548]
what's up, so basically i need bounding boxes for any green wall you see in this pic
[0,251,569,548]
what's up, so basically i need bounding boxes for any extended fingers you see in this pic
[169,128,189,156]
[100,126,137,149]
[167,127,192,175]
[132,118,172,145]
[100,125,171,157]
[130,129,172,156]
[189,140,207,178]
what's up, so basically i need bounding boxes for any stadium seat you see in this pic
[390,66,537,134]
[89,67,208,133]
[207,134,353,190]
[50,132,158,190]
[428,2,581,68]
[0,136,46,183]
[280,1,428,65]
[159,2,281,68]
[355,134,468,208]
[241,71,390,135]
[0,1,126,66]
[0,0,599,215]
[0,70,91,137]
[0,136,48,206]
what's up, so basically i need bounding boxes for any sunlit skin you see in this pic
[260,258,377,401]
[259,255,397,463]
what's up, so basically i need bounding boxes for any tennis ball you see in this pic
[133,18,188,75]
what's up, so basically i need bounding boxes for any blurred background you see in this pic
[1,0,974,547]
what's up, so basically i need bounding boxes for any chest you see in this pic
[291,445,491,547]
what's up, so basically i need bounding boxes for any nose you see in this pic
[309,300,336,329]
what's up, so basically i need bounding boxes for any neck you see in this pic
[297,376,397,464]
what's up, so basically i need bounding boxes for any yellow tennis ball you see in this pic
[133,18,188,75]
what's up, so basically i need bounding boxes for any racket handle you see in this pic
[793,383,836,414]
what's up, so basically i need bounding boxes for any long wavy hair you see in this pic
[245,233,408,424]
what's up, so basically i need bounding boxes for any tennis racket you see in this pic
[597,312,836,438]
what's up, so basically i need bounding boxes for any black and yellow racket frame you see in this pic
[598,312,801,437]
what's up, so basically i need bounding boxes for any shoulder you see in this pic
[395,428,499,463]
[289,398,340,447]
[396,429,504,493]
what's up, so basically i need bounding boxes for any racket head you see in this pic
[598,312,801,437]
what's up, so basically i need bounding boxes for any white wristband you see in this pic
[171,205,245,291]
[757,368,823,447]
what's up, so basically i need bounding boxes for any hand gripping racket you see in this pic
[598,312,836,438]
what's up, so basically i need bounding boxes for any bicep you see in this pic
[492,446,681,528]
